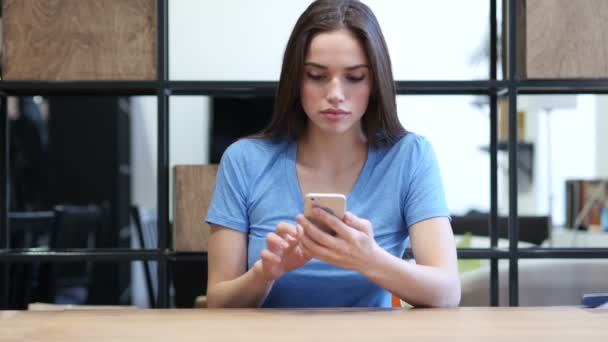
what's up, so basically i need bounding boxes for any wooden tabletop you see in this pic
[0,307,606,341]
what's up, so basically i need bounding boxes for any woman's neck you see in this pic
[297,127,368,173]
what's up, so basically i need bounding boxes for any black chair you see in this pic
[8,211,56,309]
[40,205,106,305]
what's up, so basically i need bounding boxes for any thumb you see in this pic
[344,212,373,234]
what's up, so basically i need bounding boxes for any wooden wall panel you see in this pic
[173,165,218,252]
[2,0,156,80]
[525,0,608,78]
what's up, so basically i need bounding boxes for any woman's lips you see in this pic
[320,109,349,121]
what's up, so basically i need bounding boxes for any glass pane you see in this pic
[168,96,212,222]
[170,0,311,81]
[131,260,159,308]
[512,95,608,248]
[10,260,137,309]
[459,259,493,306]
[7,96,154,251]
[130,96,158,249]
[170,0,490,81]
[516,259,608,306]
[498,95,561,248]
[398,95,491,247]
[462,258,607,307]
[373,0,489,80]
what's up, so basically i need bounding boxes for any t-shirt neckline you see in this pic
[285,140,376,209]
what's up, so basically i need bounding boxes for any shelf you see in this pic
[499,79,608,94]
[0,248,161,261]
[168,81,277,96]
[4,248,607,261]
[169,80,505,96]
[479,141,533,153]
[396,80,505,95]
[0,81,159,96]
[516,248,608,258]
[167,251,208,261]
[0,249,211,262]
[1,79,607,97]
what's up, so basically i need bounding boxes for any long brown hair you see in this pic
[258,0,406,147]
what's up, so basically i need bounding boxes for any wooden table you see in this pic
[0,307,606,341]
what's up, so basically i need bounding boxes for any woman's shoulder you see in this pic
[222,137,289,163]
[381,131,432,157]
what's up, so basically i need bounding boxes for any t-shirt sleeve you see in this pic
[205,142,250,233]
[403,138,450,228]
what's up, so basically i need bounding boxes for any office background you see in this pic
[1,0,608,309]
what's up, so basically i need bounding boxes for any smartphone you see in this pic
[303,193,346,235]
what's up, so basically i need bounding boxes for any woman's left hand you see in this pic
[295,208,381,272]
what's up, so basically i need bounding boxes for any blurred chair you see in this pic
[8,211,55,309]
[173,164,218,308]
[39,204,107,305]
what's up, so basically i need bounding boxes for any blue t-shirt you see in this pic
[205,133,449,307]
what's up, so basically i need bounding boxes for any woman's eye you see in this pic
[307,72,326,81]
[347,75,365,82]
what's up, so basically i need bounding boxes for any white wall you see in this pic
[130,97,157,211]
[397,96,490,215]
[169,0,311,81]
[169,0,488,81]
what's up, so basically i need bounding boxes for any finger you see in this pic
[284,234,298,245]
[276,222,300,247]
[344,212,373,234]
[276,221,298,237]
[296,244,312,260]
[300,229,335,262]
[261,248,281,264]
[266,232,289,256]
[311,207,354,240]
[296,215,338,248]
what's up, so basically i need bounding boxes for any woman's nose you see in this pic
[326,78,345,104]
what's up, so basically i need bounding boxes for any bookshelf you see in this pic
[1,0,608,309]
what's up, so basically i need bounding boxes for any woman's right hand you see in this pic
[255,222,311,282]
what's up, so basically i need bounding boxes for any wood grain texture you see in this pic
[2,0,156,80]
[173,165,218,252]
[526,0,608,78]
[1,307,607,341]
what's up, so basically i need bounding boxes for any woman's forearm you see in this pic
[206,261,274,308]
[362,247,461,308]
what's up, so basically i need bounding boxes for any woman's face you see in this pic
[300,29,372,137]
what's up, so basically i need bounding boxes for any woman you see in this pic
[206,0,460,308]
